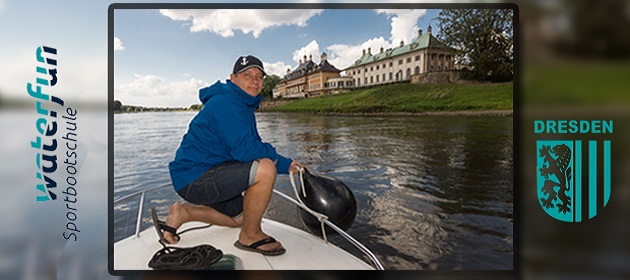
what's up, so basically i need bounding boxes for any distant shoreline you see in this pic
[111,109,513,117]
[260,109,513,117]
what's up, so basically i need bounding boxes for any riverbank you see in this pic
[264,82,513,115]
[297,109,513,117]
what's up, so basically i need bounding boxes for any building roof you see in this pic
[285,60,316,80]
[345,33,456,70]
[318,59,341,72]
[283,54,341,81]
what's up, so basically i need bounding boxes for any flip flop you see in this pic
[234,237,286,256]
[151,207,180,245]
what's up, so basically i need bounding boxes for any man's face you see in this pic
[231,68,265,97]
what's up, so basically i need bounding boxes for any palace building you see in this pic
[344,26,457,88]
[273,26,458,98]
[273,53,345,98]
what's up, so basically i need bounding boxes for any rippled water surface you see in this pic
[114,111,513,270]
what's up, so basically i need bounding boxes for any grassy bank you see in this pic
[269,82,513,114]
[524,61,630,105]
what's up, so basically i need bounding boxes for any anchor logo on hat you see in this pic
[233,55,266,75]
[240,57,249,66]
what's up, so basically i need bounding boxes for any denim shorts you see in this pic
[177,160,259,217]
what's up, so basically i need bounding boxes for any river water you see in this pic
[114,111,514,270]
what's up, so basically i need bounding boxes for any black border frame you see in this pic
[108,3,520,279]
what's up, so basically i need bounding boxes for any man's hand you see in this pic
[289,160,305,174]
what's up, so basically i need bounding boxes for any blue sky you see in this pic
[0,0,111,104]
[113,7,442,108]
[0,1,486,108]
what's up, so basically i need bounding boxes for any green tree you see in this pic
[544,0,630,58]
[437,9,514,82]
[262,74,281,99]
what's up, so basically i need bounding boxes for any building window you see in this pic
[376,75,379,83]
[389,62,393,67]
[389,72,393,81]
[376,65,379,70]
[370,76,373,84]
[398,59,403,65]
[415,55,420,61]
[406,57,411,63]
[406,68,411,80]
[382,74,386,81]
[415,66,420,74]
[383,63,386,68]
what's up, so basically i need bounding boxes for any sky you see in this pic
[112,7,442,108]
[0,0,111,105]
[0,1,464,109]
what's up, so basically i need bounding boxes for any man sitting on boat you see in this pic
[157,55,303,256]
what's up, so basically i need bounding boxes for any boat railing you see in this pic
[271,189,385,270]
[113,183,385,270]
[114,183,174,238]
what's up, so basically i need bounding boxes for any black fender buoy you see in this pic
[297,168,357,236]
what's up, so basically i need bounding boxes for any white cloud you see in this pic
[326,37,390,70]
[265,40,321,78]
[0,49,36,99]
[0,46,108,103]
[114,37,124,51]
[264,61,292,78]
[61,54,108,103]
[292,40,321,64]
[260,9,430,75]
[159,9,323,38]
[115,74,209,107]
[321,9,428,71]
[282,37,394,74]
[376,9,427,46]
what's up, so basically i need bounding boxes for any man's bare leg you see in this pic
[162,203,242,244]
[238,158,284,252]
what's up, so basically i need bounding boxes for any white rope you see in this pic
[289,167,310,206]
[299,168,307,198]
[289,167,330,242]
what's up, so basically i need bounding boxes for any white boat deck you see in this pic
[114,219,374,270]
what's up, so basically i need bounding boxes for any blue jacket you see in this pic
[169,80,292,191]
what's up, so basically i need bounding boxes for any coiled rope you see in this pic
[148,223,223,270]
[148,244,223,270]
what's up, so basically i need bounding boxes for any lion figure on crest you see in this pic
[538,144,572,214]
